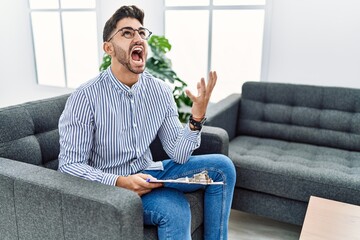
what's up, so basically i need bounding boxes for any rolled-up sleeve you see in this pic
[157,90,201,164]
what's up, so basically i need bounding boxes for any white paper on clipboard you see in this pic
[146,171,224,185]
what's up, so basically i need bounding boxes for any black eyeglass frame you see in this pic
[107,27,152,42]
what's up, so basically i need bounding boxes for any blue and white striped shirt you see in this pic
[58,68,201,186]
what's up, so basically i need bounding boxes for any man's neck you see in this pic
[110,64,140,88]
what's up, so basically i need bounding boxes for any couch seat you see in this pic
[230,136,360,204]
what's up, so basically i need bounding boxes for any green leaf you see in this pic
[99,53,111,71]
[148,35,171,54]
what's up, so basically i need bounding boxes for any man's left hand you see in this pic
[185,71,217,119]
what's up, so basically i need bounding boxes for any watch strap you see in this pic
[189,115,206,131]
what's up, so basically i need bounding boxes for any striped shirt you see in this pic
[58,67,201,186]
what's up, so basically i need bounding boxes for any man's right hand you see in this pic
[116,173,163,196]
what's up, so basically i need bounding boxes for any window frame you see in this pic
[28,0,98,88]
[164,0,268,77]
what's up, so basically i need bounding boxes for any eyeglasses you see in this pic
[107,27,152,42]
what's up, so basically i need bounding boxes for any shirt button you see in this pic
[133,123,137,128]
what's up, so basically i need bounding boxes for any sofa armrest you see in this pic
[0,157,143,240]
[150,124,230,161]
[206,94,241,140]
[194,126,229,156]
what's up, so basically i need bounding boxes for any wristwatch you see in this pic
[189,115,206,131]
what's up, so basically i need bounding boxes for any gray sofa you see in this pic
[206,81,360,226]
[0,94,229,240]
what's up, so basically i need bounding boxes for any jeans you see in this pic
[142,154,236,240]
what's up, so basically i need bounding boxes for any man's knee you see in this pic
[204,154,236,185]
[208,154,235,172]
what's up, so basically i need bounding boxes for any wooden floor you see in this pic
[228,209,302,240]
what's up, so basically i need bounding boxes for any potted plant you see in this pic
[99,35,192,123]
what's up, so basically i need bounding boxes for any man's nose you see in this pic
[133,30,144,41]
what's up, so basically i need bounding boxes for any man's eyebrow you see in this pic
[119,26,133,29]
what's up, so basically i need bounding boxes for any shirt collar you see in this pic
[106,67,142,93]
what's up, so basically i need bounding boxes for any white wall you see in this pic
[0,0,164,108]
[263,0,360,89]
[0,0,73,108]
[2,0,360,108]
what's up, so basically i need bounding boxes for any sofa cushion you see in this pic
[230,136,360,205]
[0,95,69,169]
[0,105,40,165]
[238,82,360,151]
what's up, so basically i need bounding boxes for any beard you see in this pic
[113,43,146,74]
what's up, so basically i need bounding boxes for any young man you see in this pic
[58,5,235,240]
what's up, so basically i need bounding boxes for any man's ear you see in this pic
[103,42,114,55]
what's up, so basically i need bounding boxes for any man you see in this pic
[58,5,235,240]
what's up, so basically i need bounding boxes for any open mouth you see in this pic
[131,46,144,63]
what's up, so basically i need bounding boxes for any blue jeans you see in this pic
[142,154,236,240]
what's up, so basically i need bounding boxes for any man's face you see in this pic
[110,17,148,74]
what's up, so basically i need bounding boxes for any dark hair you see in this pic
[103,5,145,42]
